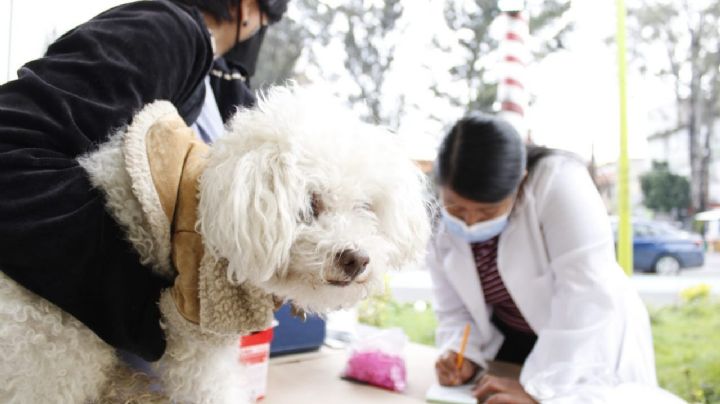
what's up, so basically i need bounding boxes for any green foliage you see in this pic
[254,0,333,88]
[627,0,720,84]
[626,0,720,214]
[680,283,712,304]
[640,161,690,215]
[439,0,500,112]
[254,15,309,87]
[258,0,572,130]
[651,300,720,403]
[255,0,405,128]
[528,0,573,56]
[338,0,405,127]
[357,290,437,346]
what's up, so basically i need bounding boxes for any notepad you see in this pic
[425,382,476,404]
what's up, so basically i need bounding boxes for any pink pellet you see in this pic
[343,350,407,392]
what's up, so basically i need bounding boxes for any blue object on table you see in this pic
[270,303,326,357]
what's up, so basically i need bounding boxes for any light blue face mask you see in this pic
[441,207,510,243]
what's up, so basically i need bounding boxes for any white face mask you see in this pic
[441,207,510,243]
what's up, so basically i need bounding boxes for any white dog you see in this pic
[0,85,430,403]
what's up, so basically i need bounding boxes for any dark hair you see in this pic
[436,113,558,203]
[436,113,526,203]
[171,0,239,21]
[170,0,287,23]
[525,144,557,176]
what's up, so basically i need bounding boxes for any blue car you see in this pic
[612,219,705,275]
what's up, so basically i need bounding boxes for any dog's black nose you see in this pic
[336,249,370,279]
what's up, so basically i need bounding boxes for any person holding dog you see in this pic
[0,0,286,363]
[428,113,657,402]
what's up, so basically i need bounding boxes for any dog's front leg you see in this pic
[154,291,250,404]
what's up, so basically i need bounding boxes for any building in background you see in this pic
[594,121,720,226]
[595,158,651,217]
[646,121,720,208]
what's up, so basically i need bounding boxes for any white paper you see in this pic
[425,382,477,404]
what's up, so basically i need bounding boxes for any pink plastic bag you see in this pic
[342,328,408,392]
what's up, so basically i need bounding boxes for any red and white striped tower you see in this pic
[496,0,530,141]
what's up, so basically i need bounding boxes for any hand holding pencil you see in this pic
[434,323,479,386]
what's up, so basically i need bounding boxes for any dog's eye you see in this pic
[311,193,324,219]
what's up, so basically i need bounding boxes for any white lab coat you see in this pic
[428,156,658,401]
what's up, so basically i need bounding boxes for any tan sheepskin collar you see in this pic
[143,112,273,335]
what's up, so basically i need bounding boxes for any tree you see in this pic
[338,0,405,128]
[253,0,334,88]
[254,0,405,129]
[627,0,720,214]
[431,0,572,114]
[252,15,310,88]
[640,161,691,220]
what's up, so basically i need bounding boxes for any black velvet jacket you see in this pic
[0,0,214,361]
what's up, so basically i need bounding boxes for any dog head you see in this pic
[198,85,430,312]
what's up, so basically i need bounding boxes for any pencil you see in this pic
[456,323,471,370]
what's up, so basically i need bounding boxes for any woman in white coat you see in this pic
[429,114,658,403]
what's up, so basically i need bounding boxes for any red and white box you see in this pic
[239,326,274,401]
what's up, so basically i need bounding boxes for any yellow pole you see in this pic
[615,0,632,275]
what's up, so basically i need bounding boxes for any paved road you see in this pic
[389,252,720,307]
[677,250,720,278]
[634,251,720,306]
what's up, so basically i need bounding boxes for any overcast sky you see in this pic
[529,0,672,165]
[0,0,675,164]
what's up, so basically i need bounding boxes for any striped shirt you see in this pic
[471,236,535,334]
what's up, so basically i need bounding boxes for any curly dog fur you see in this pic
[0,85,430,403]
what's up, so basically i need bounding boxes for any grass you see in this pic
[356,290,437,346]
[650,299,720,403]
[358,291,720,403]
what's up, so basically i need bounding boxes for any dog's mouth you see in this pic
[325,275,369,287]
[327,279,352,287]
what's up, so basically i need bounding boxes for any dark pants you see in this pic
[492,314,537,365]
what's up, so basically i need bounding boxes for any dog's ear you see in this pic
[198,133,304,284]
[375,160,433,269]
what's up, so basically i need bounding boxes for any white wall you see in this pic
[647,131,690,176]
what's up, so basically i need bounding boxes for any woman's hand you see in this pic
[472,374,538,404]
[435,350,479,386]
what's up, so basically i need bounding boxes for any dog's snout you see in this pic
[336,249,370,279]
